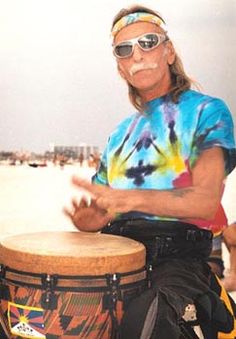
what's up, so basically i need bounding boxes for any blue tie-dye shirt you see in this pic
[93,90,236,230]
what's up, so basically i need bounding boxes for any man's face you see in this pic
[113,21,174,100]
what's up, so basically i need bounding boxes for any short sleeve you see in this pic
[92,144,109,186]
[190,98,236,174]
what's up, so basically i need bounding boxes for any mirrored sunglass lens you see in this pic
[115,44,133,57]
[139,34,159,49]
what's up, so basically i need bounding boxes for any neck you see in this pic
[139,85,171,102]
[138,71,172,102]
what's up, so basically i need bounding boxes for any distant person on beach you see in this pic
[88,152,101,170]
[65,4,236,338]
[78,153,84,167]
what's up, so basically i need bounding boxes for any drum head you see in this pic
[0,232,145,275]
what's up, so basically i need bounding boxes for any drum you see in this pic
[0,231,146,339]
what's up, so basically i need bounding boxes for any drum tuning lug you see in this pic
[105,273,121,288]
[41,274,58,290]
[41,290,58,310]
[41,274,59,310]
[104,273,122,309]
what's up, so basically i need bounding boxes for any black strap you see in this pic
[103,219,213,263]
[103,219,213,241]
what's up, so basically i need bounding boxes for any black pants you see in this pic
[102,219,233,339]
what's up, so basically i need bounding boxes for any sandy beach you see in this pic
[0,163,95,237]
[0,163,236,300]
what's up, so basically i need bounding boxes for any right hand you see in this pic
[63,197,114,232]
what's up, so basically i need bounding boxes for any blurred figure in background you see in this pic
[208,203,236,291]
[223,221,236,291]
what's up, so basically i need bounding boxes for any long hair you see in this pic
[112,5,194,112]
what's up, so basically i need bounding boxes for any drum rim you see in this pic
[0,264,147,292]
[0,232,146,275]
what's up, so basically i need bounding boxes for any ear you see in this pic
[166,42,176,65]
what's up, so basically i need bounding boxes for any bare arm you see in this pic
[131,147,225,219]
[71,147,225,223]
[223,223,236,248]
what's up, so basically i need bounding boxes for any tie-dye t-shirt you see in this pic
[93,90,236,230]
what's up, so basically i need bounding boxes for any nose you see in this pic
[132,43,143,62]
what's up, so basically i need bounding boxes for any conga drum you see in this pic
[0,232,146,339]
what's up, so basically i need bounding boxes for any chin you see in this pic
[130,73,159,86]
[133,81,159,92]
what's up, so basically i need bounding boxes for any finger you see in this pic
[63,198,88,221]
[63,206,73,219]
[82,196,92,207]
[71,197,85,209]
[71,195,92,210]
[71,198,80,210]
[71,176,101,197]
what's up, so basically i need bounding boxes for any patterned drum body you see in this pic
[0,232,146,339]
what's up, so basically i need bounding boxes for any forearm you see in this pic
[123,186,220,220]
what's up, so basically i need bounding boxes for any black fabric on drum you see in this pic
[102,219,213,264]
[102,220,234,338]
[120,259,234,339]
[120,286,157,338]
[210,273,236,318]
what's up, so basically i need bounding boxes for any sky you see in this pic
[0,0,235,153]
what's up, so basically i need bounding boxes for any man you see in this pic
[65,5,236,338]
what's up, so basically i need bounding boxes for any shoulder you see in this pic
[182,90,230,111]
[180,90,233,125]
[180,89,223,105]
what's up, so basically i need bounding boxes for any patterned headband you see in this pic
[111,12,166,38]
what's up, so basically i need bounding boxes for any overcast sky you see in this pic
[0,0,235,153]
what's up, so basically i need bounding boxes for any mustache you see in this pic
[129,62,158,76]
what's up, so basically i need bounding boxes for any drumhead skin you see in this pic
[0,232,146,275]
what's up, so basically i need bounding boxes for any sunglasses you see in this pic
[113,32,167,59]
